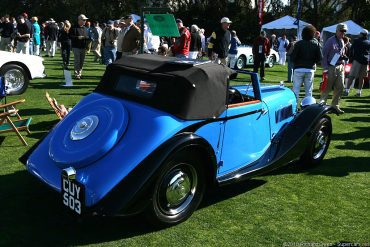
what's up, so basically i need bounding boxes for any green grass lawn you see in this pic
[0,53,369,246]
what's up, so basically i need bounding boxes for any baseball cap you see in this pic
[78,14,88,21]
[107,20,114,26]
[336,23,348,32]
[360,29,368,36]
[220,17,232,24]
[176,19,183,23]
[49,18,55,23]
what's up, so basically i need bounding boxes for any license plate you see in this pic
[61,176,84,215]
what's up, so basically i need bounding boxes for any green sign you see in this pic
[145,14,180,37]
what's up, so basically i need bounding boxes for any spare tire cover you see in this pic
[49,98,128,168]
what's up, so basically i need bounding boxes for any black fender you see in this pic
[87,133,218,216]
[271,103,337,163]
[218,103,337,184]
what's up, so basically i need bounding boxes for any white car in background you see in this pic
[234,45,279,70]
[0,51,45,95]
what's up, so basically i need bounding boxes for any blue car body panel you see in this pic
[27,92,200,206]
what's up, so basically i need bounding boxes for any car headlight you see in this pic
[300,96,316,109]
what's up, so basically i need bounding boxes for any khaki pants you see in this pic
[346,60,368,91]
[320,65,344,108]
[92,40,101,61]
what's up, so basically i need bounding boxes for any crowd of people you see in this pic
[252,24,369,113]
[1,13,369,113]
[0,13,236,78]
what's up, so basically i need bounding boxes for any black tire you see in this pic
[146,150,205,226]
[0,64,29,95]
[236,56,246,70]
[267,55,275,68]
[300,116,332,167]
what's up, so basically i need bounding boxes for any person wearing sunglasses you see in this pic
[320,23,348,114]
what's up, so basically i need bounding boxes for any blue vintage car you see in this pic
[21,54,337,226]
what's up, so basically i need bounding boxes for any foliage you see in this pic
[0,0,369,43]
[286,0,370,30]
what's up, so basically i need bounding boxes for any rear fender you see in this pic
[272,104,337,163]
[88,133,217,216]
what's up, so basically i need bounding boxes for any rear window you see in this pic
[114,75,157,99]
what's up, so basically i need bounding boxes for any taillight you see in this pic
[136,80,157,94]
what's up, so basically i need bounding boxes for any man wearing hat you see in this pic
[70,14,89,79]
[44,18,58,57]
[120,15,141,56]
[320,23,349,114]
[208,17,232,65]
[15,15,31,54]
[102,20,119,64]
[170,18,190,59]
[344,29,370,97]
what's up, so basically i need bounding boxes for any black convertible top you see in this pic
[96,54,236,120]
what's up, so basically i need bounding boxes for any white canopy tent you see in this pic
[322,20,365,43]
[262,15,311,39]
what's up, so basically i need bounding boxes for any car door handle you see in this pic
[261,108,268,115]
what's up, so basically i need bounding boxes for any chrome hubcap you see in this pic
[158,164,197,215]
[70,115,99,140]
[4,69,25,93]
[237,59,244,69]
[313,130,328,159]
[166,171,191,207]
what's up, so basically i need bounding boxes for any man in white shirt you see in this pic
[144,24,160,54]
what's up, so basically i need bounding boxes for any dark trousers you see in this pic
[116,51,122,60]
[61,42,71,66]
[253,55,266,79]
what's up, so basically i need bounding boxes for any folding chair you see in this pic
[45,92,64,120]
[0,99,32,146]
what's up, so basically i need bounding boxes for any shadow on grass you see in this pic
[0,171,266,246]
[31,83,93,90]
[201,179,266,209]
[335,141,370,151]
[19,108,55,116]
[0,171,158,246]
[29,119,58,132]
[263,156,370,177]
[58,92,91,97]
[341,116,370,122]
[332,126,370,141]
